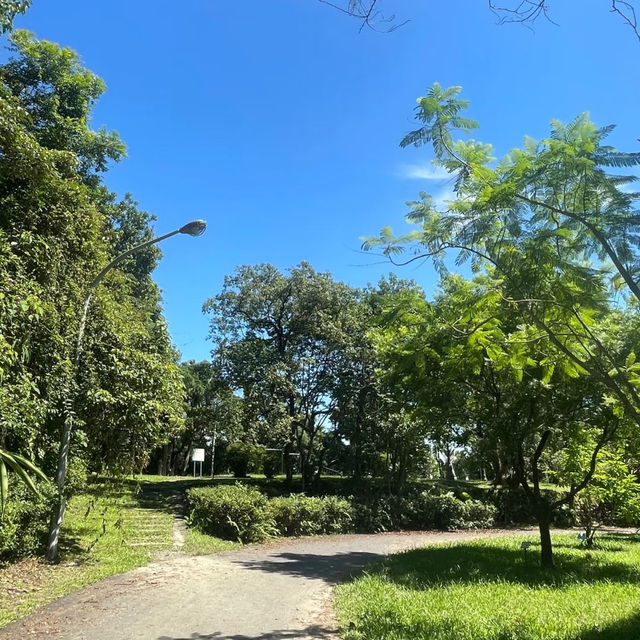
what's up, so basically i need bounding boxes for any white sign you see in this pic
[191,448,205,462]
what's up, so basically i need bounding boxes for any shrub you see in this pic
[353,491,496,532]
[226,443,265,478]
[0,481,56,565]
[269,494,354,536]
[187,484,275,543]
[263,452,280,479]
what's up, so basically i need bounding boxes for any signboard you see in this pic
[192,448,205,462]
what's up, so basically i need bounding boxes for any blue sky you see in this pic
[9,0,639,361]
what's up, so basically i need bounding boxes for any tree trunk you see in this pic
[284,442,294,484]
[210,430,217,478]
[182,441,193,475]
[492,452,503,485]
[444,451,457,480]
[538,512,554,568]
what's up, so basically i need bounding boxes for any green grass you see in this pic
[336,535,640,640]
[0,479,174,627]
[182,527,239,555]
[0,475,251,628]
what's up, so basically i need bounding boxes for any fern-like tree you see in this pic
[365,83,640,566]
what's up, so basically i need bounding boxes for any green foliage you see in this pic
[262,451,281,478]
[0,478,175,627]
[204,262,363,486]
[0,1,30,34]
[0,480,55,564]
[155,360,242,476]
[226,443,265,478]
[0,29,184,556]
[187,484,275,543]
[353,491,496,532]
[0,448,48,517]
[364,84,640,565]
[4,30,126,183]
[568,449,640,542]
[336,535,640,640]
[268,494,354,536]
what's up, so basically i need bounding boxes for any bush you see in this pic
[353,495,415,533]
[187,484,275,543]
[0,481,56,565]
[263,452,280,479]
[269,494,354,536]
[188,484,496,546]
[226,443,265,478]
[353,491,496,532]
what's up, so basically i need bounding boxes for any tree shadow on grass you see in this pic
[156,624,335,639]
[577,612,640,639]
[344,610,640,640]
[378,540,640,589]
[234,551,381,585]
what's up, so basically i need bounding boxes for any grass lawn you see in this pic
[182,527,239,555]
[336,535,640,640]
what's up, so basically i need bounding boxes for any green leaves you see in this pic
[0,448,48,518]
[0,0,30,33]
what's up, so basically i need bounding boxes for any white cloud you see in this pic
[398,164,451,181]
[432,186,456,208]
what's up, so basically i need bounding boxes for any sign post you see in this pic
[192,448,205,477]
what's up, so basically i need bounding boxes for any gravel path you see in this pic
[0,529,531,640]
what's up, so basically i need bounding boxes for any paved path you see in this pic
[1,529,530,640]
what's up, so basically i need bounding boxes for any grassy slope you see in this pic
[0,476,239,628]
[0,480,175,626]
[336,534,640,640]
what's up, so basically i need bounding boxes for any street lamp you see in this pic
[46,220,206,562]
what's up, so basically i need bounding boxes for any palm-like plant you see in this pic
[0,447,48,518]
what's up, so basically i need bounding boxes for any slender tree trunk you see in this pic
[210,430,217,478]
[284,442,293,484]
[493,452,503,485]
[182,441,193,475]
[161,443,171,475]
[445,450,457,480]
[538,511,554,568]
[313,449,324,493]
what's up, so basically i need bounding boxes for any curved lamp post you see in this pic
[46,220,206,562]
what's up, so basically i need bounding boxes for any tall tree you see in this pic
[0,31,185,556]
[205,263,360,488]
[160,361,242,476]
[364,83,640,564]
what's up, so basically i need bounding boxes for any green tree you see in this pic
[2,31,126,185]
[365,82,640,425]
[373,271,627,565]
[204,263,361,488]
[0,32,185,559]
[363,88,640,564]
[159,361,242,476]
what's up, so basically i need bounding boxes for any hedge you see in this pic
[187,484,496,543]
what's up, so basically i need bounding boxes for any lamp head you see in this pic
[179,219,207,236]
